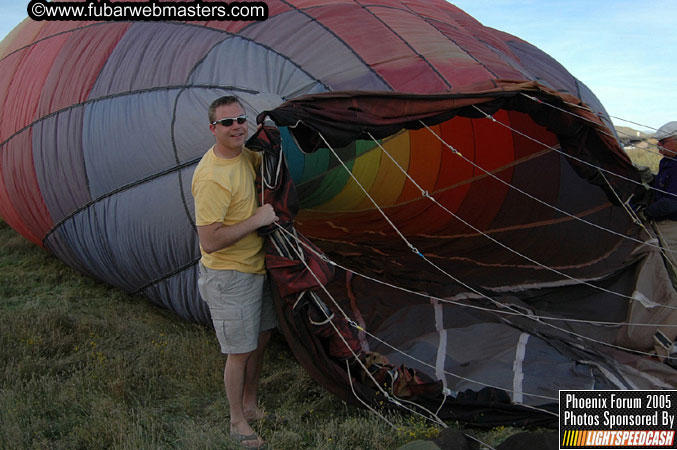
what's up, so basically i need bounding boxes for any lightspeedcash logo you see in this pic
[560,390,677,449]
[562,430,675,447]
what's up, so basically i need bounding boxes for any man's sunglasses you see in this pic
[211,115,247,127]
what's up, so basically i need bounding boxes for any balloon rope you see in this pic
[321,125,677,326]
[274,223,677,329]
[481,96,677,269]
[596,168,677,272]
[468,100,677,273]
[275,222,676,387]
[520,93,675,161]
[653,222,677,274]
[368,131,670,301]
[307,130,677,361]
[274,224,559,405]
[419,122,677,310]
[343,360,398,428]
[608,116,660,132]
[487,101,675,197]
[269,227,450,427]
[315,132,526,314]
[277,224,625,407]
[421,121,661,250]
[347,364,496,450]
[261,151,441,425]
[425,110,677,276]
[261,153,449,427]
[464,434,498,450]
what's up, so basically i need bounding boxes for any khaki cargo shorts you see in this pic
[198,263,277,354]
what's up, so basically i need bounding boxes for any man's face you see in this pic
[659,137,677,158]
[209,102,247,153]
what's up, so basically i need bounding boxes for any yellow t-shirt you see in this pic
[191,146,264,273]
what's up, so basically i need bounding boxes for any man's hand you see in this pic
[252,204,278,228]
[197,204,278,254]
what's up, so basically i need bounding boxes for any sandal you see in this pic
[230,431,265,449]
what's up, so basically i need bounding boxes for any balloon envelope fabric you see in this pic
[1,0,676,424]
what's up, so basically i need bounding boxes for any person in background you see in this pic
[645,121,677,285]
[191,95,278,449]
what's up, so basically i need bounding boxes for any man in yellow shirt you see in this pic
[192,96,278,448]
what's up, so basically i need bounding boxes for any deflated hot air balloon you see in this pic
[1,0,675,427]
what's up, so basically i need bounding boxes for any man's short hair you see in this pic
[208,96,244,123]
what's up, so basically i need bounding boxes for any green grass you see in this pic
[625,145,662,174]
[0,219,521,449]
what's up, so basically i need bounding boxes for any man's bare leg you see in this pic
[225,352,264,447]
[243,330,272,421]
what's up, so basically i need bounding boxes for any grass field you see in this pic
[0,219,522,449]
[624,145,662,173]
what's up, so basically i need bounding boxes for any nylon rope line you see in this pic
[520,93,641,142]
[289,132,674,393]
[464,434,498,450]
[274,225,558,407]
[344,360,398,429]
[271,232,675,412]
[612,135,670,161]
[259,154,449,424]
[597,167,677,274]
[273,236,449,429]
[316,131,531,319]
[270,243,558,428]
[471,105,677,200]
[474,102,677,198]
[520,93,675,162]
[270,227,448,428]
[520,92,610,130]
[313,136,413,250]
[342,313,560,404]
[274,220,671,396]
[610,115,660,133]
[358,287,617,408]
[520,92,677,169]
[418,122,663,251]
[273,223,677,329]
[369,124,677,351]
[347,359,499,450]
[380,128,675,310]
[420,122,677,311]
[653,223,677,273]
[260,152,265,206]
[598,167,644,227]
[546,104,677,269]
[520,93,659,147]
[625,143,669,160]
[274,223,677,328]
[600,172,677,274]
[278,233,677,367]
[260,156,446,428]
[259,152,419,425]
[273,227,562,405]
[481,96,677,242]
[434,390,448,418]
[274,224,677,373]
[368,132,675,312]
[541,90,677,268]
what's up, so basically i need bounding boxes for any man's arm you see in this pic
[197,204,278,254]
[646,197,677,221]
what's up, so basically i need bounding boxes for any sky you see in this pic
[0,0,674,132]
[449,0,676,132]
